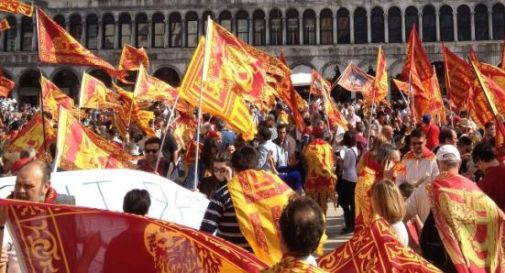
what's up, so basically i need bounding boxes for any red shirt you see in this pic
[478,164,505,212]
[422,123,440,150]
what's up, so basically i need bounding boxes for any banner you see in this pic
[311,70,348,130]
[79,72,119,109]
[0,75,14,97]
[0,0,33,16]
[133,65,178,105]
[5,113,56,157]
[442,45,473,111]
[40,76,75,119]
[118,44,150,71]
[0,18,10,31]
[337,64,374,93]
[0,199,268,273]
[367,46,388,105]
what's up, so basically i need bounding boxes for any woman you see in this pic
[184,137,219,190]
[337,131,359,234]
[198,152,233,198]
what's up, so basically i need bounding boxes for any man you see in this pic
[137,137,169,177]
[0,160,74,272]
[472,142,505,211]
[345,107,361,129]
[273,123,296,168]
[433,127,458,154]
[396,128,439,186]
[483,121,496,144]
[421,114,439,150]
[201,145,294,265]
[381,125,395,145]
[420,145,505,273]
[123,189,151,216]
[216,119,236,151]
[257,126,281,171]
[262,196,326,273]
[304,126,336,216]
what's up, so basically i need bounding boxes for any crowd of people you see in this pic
[0,90,504,272]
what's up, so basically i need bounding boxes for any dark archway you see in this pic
[52,69,79,101]
[18,70,40,105]
[154,67,180,87]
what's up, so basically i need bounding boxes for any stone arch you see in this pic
[52,69,80,101]
[87,69,112,88]
[153,67,181,87]
[17,69,41,105]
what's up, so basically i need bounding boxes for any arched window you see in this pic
[53,69,79,100]
[405,7,418,38]
[18,70,40,105]
[102,14,115,49]
[69,14,83,41]
[423,5,436,42]
[169,13,182,47]
[320,9,333,45]
[354,7,367,44]
[286,9,299,45]
[252,10,266,46]
[135,14,148,48]
[236,10,249,43]
[186,12,198,47]
[219,11,232,31]
[85,15,98,49]
[303,10,316,45]
[388,7,402,43]
[4,17,17,52]
[270,9,283,45]
[440,5,454,41]
[371,7,384,43]
[20,17,33,51]
[202,11,213,34]
[88,69,112,88]
[493,4,505,40]
[152,13,165,48]
[154,67,181,87]
[457,5,471,41]
[475,4,489,40]
[118,13,132,47]
[54,15,65,28]
[337,8,350,44]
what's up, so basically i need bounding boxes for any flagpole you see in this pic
[52,106,65,173]
[193,16,213,191]
[37,69,49,161]
[154,92,181,173]
[366,88,376,150]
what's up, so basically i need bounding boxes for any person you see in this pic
[482,121,496,144]
[381,125,395,145]
[396,128,439,186]
[371,179,409,247]
[420,144,505,273]
[337,131,359,234]
[184,137,219,190]
[0,160,75,273]
[345,107,361,129]
[277,150,304,194]
[457,135,476,179]
[137,137,169,177]
[198,152,233,198]
[257,126,282,172]
[261,196,326,273]
[273,123,296,168]
[304,126,336,216]
[472,142,505,211]
[433,127,458,154]
[216,119,236,151]
[421,114,439,150]
[123,189,151,216]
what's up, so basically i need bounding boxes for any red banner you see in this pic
[118,44,150,71]
[0,18,10,32]
[0,199,268,273]
[311,70,348,130]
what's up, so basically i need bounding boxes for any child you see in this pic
[371,179,409,247]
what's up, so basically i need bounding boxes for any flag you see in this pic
[0,75,14,97]
[442,45,473,111]
[0,199,268,273]
[337,64,374,93]
[0,0,32,16]
[180,20,262,141]
[6,113,56,157]
[367,46,388,105]
[133,65,178,105]
[37,8,120,79]
[79,72,119,109]
[228,170,295,266]
[55,107,134,170]
[118,44,150,71]
[311,70,348,130]
[40,76,75,119]
[402,26,433,82]
[319,218,442,273]
[0,18,10,31]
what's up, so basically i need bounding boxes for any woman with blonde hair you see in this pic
[371,178,409,247]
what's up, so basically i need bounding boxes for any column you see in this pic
[385,13,389,43]
[316,15,320,44]
[147,19,153,48]
[181,19,186,47]
[131,18,136,47]
[419,13,423,40]
[454,11,458,41]
[32,21,37,51]
[367,9,371,43]
[82,18,87,48]
[333,15,337,44]
[471,11,475,40]
[350,11,354,43]
[488,10,493,39]
[265,17,270,45]
[436,11,441,41]
[401,10,405,42]
[97,20,103,49]
[15,20,21,51]
[299,16,303,45]
[114,19,119,49]
[164,14,170,48]
[282,16,286,45]
[248,18,253,45]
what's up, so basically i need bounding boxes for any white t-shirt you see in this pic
[340,146,359,182]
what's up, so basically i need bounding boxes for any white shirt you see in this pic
[340,146,359,182]
[258,140,281,170]
[391,221,409,247]
[396,152,439,186]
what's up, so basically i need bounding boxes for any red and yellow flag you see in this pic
[337,64,374,93]
[442,45,473,111]
[40,76,75,118]
[0,75,14,97]
[133,65,178,105]
[0,199,268,273]
[55,107,134,170]
[5,113,56,157]
[118,44,150,71]
[228,169,295,266]
[368,46,388,105]
[79,72,118,109]
[37,8,120,78]
[429,173,505,273]
[0,0,33,16]
[319,218,442,273]
[180,21,260,141]
[311,70,348,130]
[0,18,10,32]
[402,26,433,82]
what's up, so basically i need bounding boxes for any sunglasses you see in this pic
[145,149,159,154]
[213,167,227,174]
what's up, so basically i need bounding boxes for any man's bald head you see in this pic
[381,125,394,141]
[14,160,50,202]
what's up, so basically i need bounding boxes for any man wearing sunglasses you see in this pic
[137,137,169,177]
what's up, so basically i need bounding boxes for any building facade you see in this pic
[1,0,504,103]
